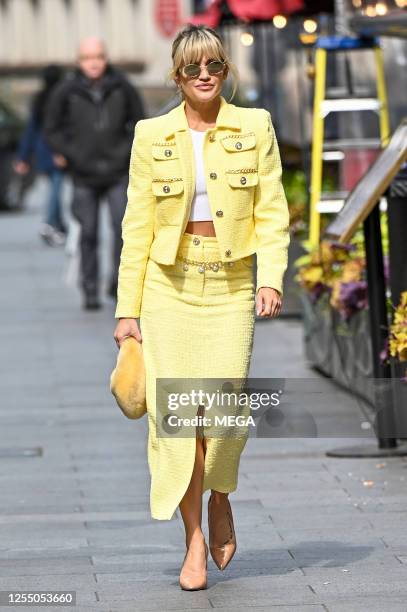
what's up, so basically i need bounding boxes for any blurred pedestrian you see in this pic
[14,63,67,247]
[44,37,145,310]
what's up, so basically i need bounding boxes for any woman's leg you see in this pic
[178,406,207,570]
[208,490,231,534]
[179,436,206,545]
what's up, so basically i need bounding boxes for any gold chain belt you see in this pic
[225,168,257,173]
[176,254,236,273]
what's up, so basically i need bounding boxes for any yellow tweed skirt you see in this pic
[139,232,255,520]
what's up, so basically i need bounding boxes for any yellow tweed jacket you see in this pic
[115,95,290,319]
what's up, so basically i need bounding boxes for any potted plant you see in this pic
[293,222,388,404]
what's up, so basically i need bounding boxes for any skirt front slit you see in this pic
[139,232,256,520]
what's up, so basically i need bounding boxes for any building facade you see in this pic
[0,0,191,83]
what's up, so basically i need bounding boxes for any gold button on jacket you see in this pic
[115,95,290,319]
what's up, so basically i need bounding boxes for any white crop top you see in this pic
[188,128,213,221]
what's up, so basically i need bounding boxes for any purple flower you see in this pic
[338,280,368,321]
[309,282,327,304]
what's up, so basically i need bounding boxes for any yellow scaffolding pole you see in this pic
[306,38,391,250]
[309,47,327,250]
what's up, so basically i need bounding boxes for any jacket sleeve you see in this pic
[17,110,38,163]
[126,82,146,124]
[114,120,155,319]
[253,110,290,296]
[112,81,146,165]
[43,82,76,162]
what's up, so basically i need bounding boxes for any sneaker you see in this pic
[39,224,66,247]
[39,223,56,246]
[51,229,67,246]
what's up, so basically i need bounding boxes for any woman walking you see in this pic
[113,24,290,590]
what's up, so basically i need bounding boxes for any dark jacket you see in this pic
[43,64,145,188]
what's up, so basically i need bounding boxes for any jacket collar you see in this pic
[162,95,241,138]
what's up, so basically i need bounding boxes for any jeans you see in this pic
[70,175,128,297]
[45,169,65,231]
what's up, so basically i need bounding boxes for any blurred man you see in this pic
[44,37,145,310]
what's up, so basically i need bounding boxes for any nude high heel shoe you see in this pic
[208,493,237,570]
[179,540,209,590]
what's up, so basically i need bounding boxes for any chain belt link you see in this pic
[175,254,237,273]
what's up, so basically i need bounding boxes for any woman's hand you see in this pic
[113,318,142,348]
[256,287,282,318]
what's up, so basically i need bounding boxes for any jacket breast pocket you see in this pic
[151,141,182,180]
[151,177,184,225]
[152,141,179,161]
[225,170,258,220]
[220,132,257,166]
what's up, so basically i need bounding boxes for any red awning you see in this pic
[186,1,222,28]
[185,0,304,27]
[228,0,304,21]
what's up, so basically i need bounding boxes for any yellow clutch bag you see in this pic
[110,336,147,419]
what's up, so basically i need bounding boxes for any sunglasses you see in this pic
[180,60,226,79]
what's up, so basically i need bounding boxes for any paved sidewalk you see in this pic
[1,183,407,612]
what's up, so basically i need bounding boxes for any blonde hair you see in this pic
[167,23,239,102]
